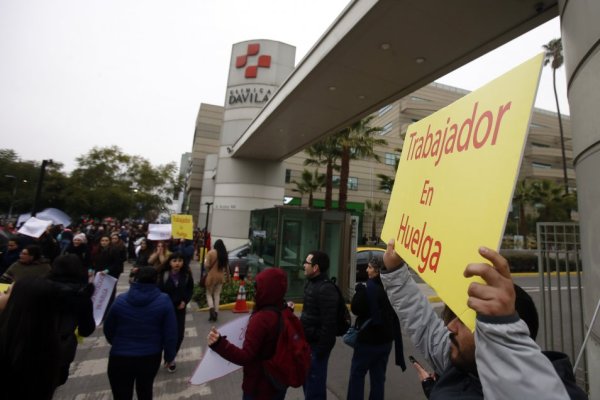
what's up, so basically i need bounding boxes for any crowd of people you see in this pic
[0,219,209,399]
[0,217,590,399]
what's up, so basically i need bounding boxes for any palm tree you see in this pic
[304,136,340,210]
[376,147,402,193]
[543,38,569,195]
[530,179,572,222]
[513,179,535,245]
[292,169,325,208]
[337,116,387,210]
[364,199,385,242]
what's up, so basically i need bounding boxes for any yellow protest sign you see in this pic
[0,283,10,294]
[381,53,544,331]
[171,214,194,240]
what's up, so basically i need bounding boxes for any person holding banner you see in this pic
[381,239,587,400]
[148,240,171,268]
[157,252,194,373]
[103,266,178,400]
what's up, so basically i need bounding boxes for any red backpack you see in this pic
[263,306,311,389]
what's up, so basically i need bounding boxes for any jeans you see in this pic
[347,341,392,400]
[242,388,286,400]
[107,353,162,400]
[303,348,331,400]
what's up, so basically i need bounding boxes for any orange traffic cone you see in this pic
[232,280,249,313]
[232,265,240,281]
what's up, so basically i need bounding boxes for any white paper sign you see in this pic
[189,314,251,385]
[91,273,118,326]
[148,224,172,241]
[17,217,52,238]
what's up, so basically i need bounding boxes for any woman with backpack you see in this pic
[157,252,194,373]
[204,239,228,322]
[208,268,300,400]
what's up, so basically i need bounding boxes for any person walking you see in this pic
[300,250,339,400]
[48,254,96,386]
[103,266,177,400]
[63,233,91,267]
[204,239,228,322]
[347,256,404,400]
[157,252,194,373]
[207,268,290,400]
[148,241,171,268]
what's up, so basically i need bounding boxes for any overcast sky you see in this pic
[0,0,567,173]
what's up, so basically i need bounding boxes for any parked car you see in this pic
[228,243,266,279]
[355,246,385,282]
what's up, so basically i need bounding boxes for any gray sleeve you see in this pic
[475,317,570,400]
[381,266,450,374]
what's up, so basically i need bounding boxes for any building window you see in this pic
[385,152,398,165]
[531,142,550,148]
[532,162,552,169]
[285,169,292,183]
[530,122,549,129]
[378,104,393,116]
[410,96,432,103]
[332,175,358,190]
[380,122,393,136]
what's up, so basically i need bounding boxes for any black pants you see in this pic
[175,308,186,355]
[107,353,161,400]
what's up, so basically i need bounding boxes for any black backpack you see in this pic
[328,280,351,336]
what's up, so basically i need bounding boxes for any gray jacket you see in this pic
[381,265,574,400]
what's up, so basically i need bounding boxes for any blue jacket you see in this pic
[103,282,177,361]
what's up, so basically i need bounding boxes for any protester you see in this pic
[204,239,228,322]
[157,252,194,373]
[148,240,171,268]
[63,232,91,267]
[91,235,123,278]
[347,255,404,400]
[110,233,127,273]
[207,268,290,400]
[0,244,51,284]
[300,250,339,400]
[0,238,19,276]
[0,277,62,399]
[381,239,588,400]
[49,254,96,386]
[103,266,178,400]
[135,238,153,267]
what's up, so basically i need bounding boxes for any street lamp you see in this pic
[31,159,53,217]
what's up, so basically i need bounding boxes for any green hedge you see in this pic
[193,279,256,309]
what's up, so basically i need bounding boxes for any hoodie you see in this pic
[210,268,288,400]
[103,282,177,361]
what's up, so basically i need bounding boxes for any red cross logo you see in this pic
[235,43,271,79]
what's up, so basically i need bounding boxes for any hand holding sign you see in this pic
[464,247,516,317]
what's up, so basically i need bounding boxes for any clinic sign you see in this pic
[381,53,544,331]
[226,40,295,109]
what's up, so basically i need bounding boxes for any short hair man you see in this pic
[300,250,339,400]
[382,239,587,400]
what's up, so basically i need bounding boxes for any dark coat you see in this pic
[63,243,91,268]
[51,280,95,381]
[300,273,338,357]
[103,283,178,361]
[351,276,395,344]
[210,268,287,400]
[92,246,123,277]
[158,269,194,308]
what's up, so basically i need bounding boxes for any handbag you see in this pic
[342,318,371,348]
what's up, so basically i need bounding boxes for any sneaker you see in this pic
[167,362,176,373]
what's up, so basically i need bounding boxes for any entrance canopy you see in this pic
[231,0,557,161]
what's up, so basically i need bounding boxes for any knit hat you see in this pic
[73,233,87,243]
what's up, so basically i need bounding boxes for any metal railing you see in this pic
[536,222,587,391]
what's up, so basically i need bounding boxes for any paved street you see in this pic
[53,262,431,399]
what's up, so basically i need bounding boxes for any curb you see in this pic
[197,295,442,312]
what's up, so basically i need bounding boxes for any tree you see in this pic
[543,38,569,195]
[336,116,386,210]
[530,179,575,222]
[376,147,402,193]
[364,199,385,241]
[67,146,182,220]
[512,179,535,243]
[304,136,340,210]
[292,169,325,208]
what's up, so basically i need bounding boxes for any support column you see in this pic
[560,1,600,396]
